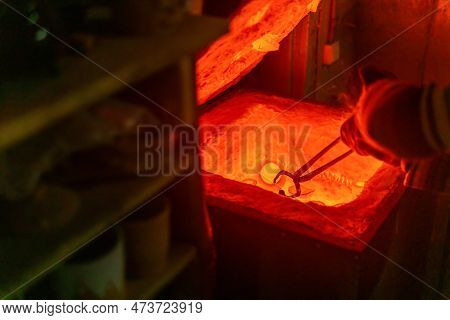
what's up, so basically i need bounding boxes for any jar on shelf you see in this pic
[123,196,171,278]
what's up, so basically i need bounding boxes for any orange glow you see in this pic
[200,92,404,246]
[200,92,384,207]
[196,0,316,105]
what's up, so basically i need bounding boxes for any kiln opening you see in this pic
[196,0,405,249]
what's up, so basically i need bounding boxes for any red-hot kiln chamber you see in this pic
[196,0,405,251]
[199,91,404,251]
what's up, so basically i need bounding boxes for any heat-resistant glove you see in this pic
[340,67,401,165]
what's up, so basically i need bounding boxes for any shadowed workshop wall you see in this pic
[355,0,450,85]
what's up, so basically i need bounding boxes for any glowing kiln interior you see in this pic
[197,0,404,249]
[199,92,404,249]
[200,92,384,206]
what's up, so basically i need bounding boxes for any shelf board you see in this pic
[0,15,228,152]
[126,243,197,299]
[0,175,178,299]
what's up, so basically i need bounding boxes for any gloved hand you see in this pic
[340,115,400,166]
[340,67,401,166]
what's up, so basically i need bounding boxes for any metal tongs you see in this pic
[274,137,353,198]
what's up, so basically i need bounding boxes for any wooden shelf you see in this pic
[0,15,228,152]
[0,175,178,299]
[126,243,197,299]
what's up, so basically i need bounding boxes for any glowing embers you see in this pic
[199,92,383,207]
[196,0,315,105]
